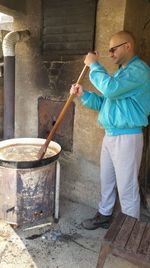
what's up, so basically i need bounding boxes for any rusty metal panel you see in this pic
[38,97,75,151]
[42,0,97,60]
[0,167,17,224]
[0,162,56,225]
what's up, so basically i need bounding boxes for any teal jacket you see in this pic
[81,56,150,136]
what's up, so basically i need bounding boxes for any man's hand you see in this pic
[70,84,83,97]
[84,51,99,66]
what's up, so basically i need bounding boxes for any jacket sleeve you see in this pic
[89,62,150,99]
[80,90,104,111]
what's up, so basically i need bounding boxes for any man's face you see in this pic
[109,37,128,66]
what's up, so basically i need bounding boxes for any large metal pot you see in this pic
[0,138,61,168]
[0,138,61,225]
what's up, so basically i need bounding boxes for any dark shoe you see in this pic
[81,212,112,230]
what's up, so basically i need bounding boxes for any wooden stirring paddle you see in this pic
[37,65,89,160]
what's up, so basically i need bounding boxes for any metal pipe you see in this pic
[2,30,30,139]
[54,160,60,222]
[2,30,30,57]
[3,56,15,138]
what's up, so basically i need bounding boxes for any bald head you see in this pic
[109,31,136,66]
[110,31,135,48]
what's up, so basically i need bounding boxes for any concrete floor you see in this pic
[0,198,139,268]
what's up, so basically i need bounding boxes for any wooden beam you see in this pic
[0,0,26,16]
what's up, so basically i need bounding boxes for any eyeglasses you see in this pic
[109,42,128,53]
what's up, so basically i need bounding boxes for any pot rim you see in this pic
[0,138,61,169]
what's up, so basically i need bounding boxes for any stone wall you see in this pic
[13,0,44,137]
[124,0,150,64]
[124,0,150,208]
[60,0,127,208]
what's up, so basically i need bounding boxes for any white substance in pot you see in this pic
[0,139,61,162]
[0,144,57,161]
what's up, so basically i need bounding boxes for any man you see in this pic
[70,31,150,230]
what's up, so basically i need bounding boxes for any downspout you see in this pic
[2,30,30,139]
[54,161,60,222]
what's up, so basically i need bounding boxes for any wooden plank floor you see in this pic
[97,212,150,268]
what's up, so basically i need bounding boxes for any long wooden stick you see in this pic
[37,65,89,160]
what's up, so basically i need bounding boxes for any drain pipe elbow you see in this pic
[2,30,30,57]
[3,30,30,139]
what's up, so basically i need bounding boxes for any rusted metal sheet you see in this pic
[38,97,75,151]
[42,0,97,60]
[0,162,56,225]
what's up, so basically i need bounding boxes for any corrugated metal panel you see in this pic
[42,0,97,59]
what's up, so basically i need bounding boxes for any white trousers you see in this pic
[98,134,143,219]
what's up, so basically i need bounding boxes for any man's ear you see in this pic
[126,42,132,50]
